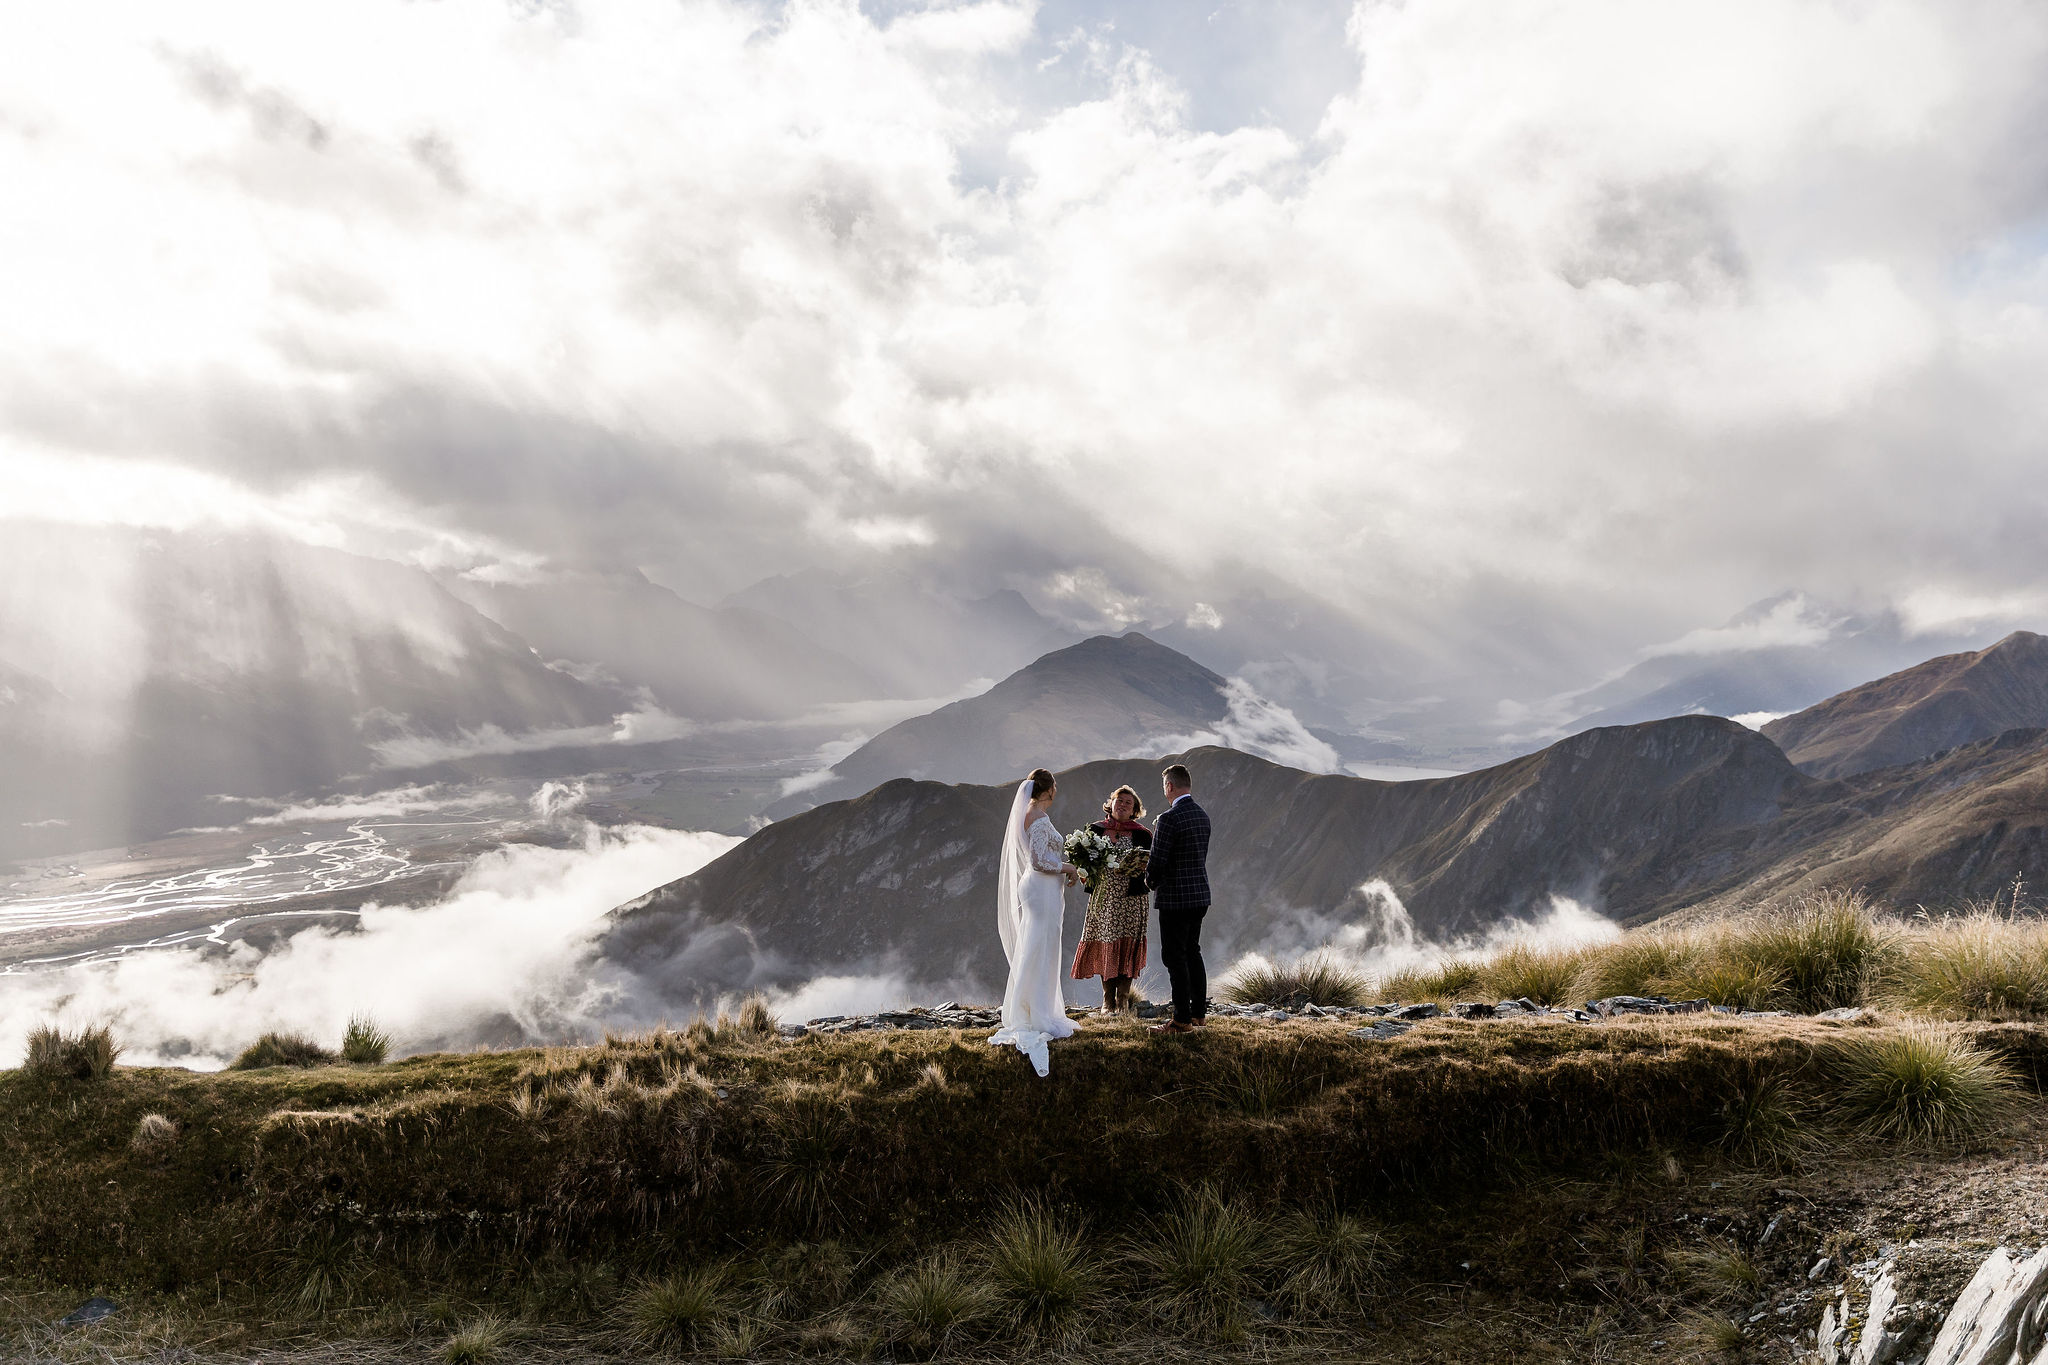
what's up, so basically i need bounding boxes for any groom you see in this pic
[1144,763,1211,1035]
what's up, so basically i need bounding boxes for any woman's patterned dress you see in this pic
[1069,822,1150,980]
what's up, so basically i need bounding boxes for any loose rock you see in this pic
[56,1298,118,1329]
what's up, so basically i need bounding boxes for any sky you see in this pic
[6,0,2048,673]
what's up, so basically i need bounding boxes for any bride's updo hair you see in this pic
[1028,768,1056,799]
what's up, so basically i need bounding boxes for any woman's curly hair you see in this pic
[1101,784,1146,819]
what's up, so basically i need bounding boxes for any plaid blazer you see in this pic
[1144,797,1211,912]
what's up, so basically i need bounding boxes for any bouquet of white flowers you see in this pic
[1062,828,1120,895]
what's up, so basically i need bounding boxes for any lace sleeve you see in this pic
[1028,820,1065,874]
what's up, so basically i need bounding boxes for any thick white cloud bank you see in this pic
[3,0,2046,670]
[0,823,741,1069]
[1221,878,1626,994]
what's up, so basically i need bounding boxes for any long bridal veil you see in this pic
[994,778,1033,964]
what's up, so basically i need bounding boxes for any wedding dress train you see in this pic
[989,782,1076,1076]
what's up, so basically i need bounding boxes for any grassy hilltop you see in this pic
[6,898,2048,1362]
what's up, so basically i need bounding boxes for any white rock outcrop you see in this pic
[1921,1245,2048,1365]
[1850,1262,1910,1365]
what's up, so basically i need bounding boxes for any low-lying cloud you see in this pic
[0,821,740,1069]
[244,784,513,825]
[367,701,700,768]
[1140,679,1343,775]
[1217,878,1624,997]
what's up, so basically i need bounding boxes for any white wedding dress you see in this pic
[989,782,1076,1077]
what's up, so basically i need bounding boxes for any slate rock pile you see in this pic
[782,993,1831,1039]
[782,1002,1001,1038]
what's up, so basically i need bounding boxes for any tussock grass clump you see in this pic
[1378,957,1483,1003]
[1481,944,1588,1006]
[1267,1207,1391,1314]
[1715,1073,1806,1166]
[1681,1311,1748,1358]
[440,1312,514,1363]
[708,1315,770,1360]
[983,1201,1092,1334]
[758,1098,854,1231]
[1668,1242,1762,1301]
[1830,1023,2017,1146]
[276,1225,361,1315]
[694,994,779,1046]
[875,1256,995,1355]
[23,1022,120,1080]
[1573,935,1696,1002]
[1743,892,1898,1011]
[1667,950,1788,1011]
[1221,953,1368,1008]
[1896,913,2048,1018]
[130,1112,178,1157]
[340,1015,391,1065]
[231,1031,336,1070]
[1135,1185,1265,1338]
[625,1265,729,1352]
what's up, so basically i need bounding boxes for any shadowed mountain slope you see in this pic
[771,633,1233,813]
[602,716,1821,1000]
[1675,726,2048,917]
[1762,631,2048,778]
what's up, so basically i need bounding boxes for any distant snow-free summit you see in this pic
[771,633,1231,814]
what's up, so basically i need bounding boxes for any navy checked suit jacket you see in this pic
[1144,796,1211,913]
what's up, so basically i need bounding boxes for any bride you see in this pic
[989,767,1081,1076]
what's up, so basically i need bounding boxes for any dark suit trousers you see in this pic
[1159,905,1209,1024]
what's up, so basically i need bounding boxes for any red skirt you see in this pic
[1071,936,1147,981]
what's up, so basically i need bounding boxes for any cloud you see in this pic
[753,971,921,1024]
[1219,878,1624,993]
[1141,678,1343,774]
[1639,594,1840,659]
[367,699,697,767]
[0,821,741,1069]
[1,0,2047,712]
[779,735,871,797]
[244,784,511,825]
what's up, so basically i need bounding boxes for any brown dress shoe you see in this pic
[1149,1021,1195,1035]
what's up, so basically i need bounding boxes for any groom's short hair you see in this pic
[1163,764,1192,790]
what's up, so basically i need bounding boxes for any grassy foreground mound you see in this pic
[5,1015,2046,1361]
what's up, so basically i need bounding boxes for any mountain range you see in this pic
[599,635,2048,1009]
[4,514,2041,867]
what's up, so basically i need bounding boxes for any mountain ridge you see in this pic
[601,715,1836,1006]
[1762,630,2048,778]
